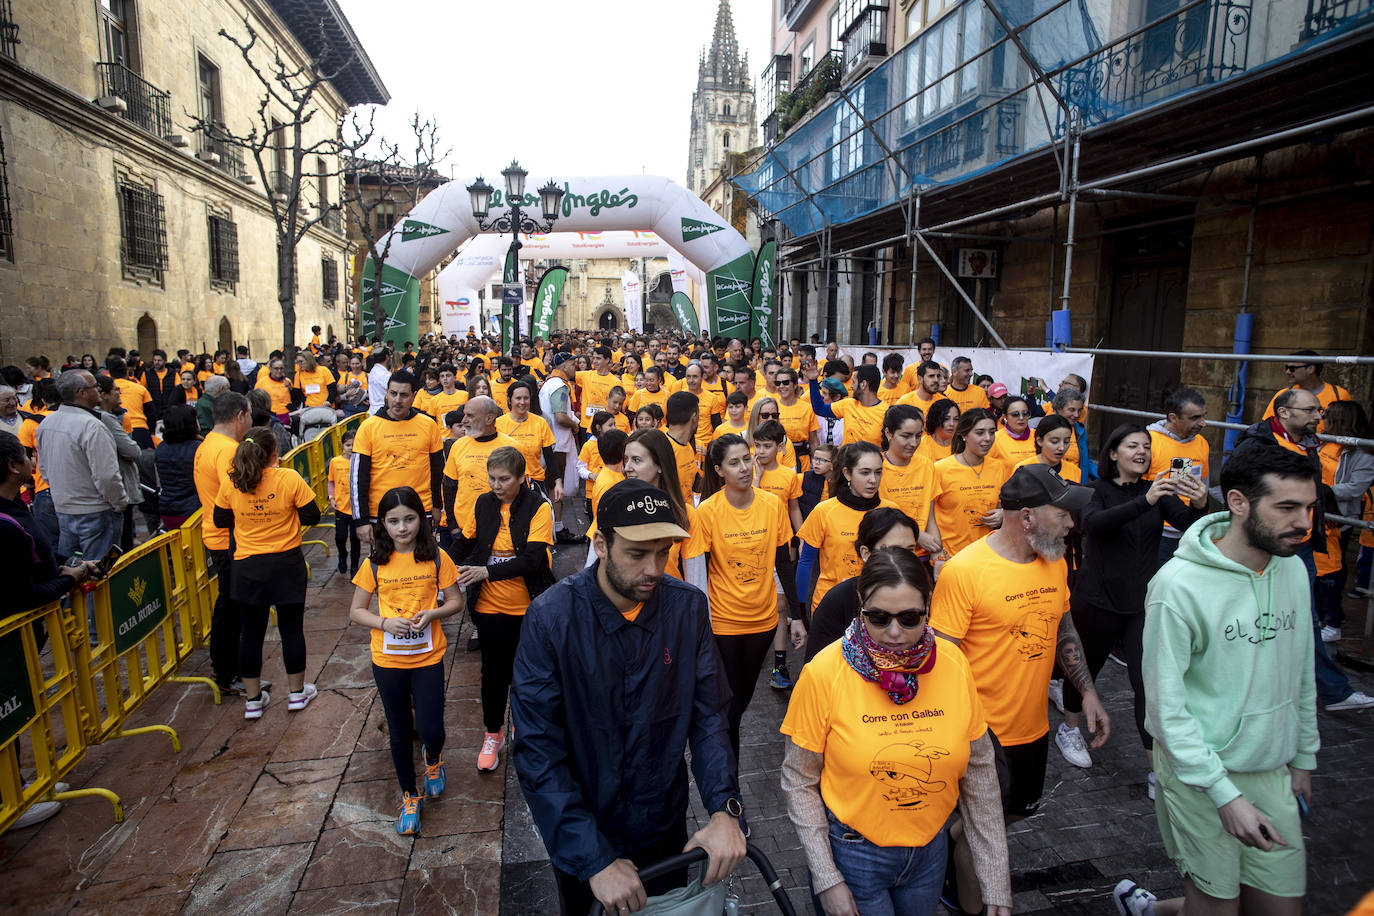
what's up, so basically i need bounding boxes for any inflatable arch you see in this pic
[436,231,707,336]
[362,175,754,344]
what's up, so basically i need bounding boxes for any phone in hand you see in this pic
[1170,457,1194,480]
[92,545,123,578]
[1296,793,1310,821]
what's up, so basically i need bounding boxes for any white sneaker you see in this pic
[288,683,318,711]
[1326,690,1374,711]
[1055,722,1092,768]
[1047,679,1065,714]
[12,800,61,829]
[1147,771,1156,801]
[1113,879,1158,916]
[1320,625,1342,643]
[244,689,270,720]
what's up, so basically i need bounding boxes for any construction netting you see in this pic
[732,0,1374,237]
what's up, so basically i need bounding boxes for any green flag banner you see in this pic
[705,252,754,340]
[750,241,777,349]
[361,262,421,345]
[669,292,699,336]
[501,247,519,357]
[531,267,568,342]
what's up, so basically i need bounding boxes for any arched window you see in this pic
[723,101,731,117]
[723,131,731,150]
[136,314,158,355]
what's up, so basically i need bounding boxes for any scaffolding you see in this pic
[732,0,1374,348]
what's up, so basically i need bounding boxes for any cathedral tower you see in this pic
[686,0,758,195]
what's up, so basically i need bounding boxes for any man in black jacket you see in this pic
[0,430,89,611]
[511,479,746,916]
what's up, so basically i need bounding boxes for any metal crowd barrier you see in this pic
[0,414,365,833]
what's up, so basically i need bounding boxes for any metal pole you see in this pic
[1089,403,1374,449]
[1059,109,1081,315]
[1019,347,1374,366]
[909,195,921,344]
[913,230,1008,348]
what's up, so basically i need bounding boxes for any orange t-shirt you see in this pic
[876,382,908,406]
[293,367,335,407]
[944,385,990,414]
[629,386,670,415]
[987,426,1036,468]
[17,413,50,494]
[931,455,1008,557]
[113,378,153,430]
[897,388,941,415]
[353,411,444,516]
[798,496,898,609]
[781,639,987,846]
[917,436,953,464]
[668,432,699,505]
[353,550,458,669]
[829,398,886,447]
[880,454,936,531]
[777,398,819,456]
[442,433,520,531]
[589,467,625,521]
[578,438,603,498]
[496,413,556,482]
[575,370,621,430]
[463,500,554,615]
[621,601,645,623]
[214,467,316,560]
[684,488,791,635]
[424,389,469,437]
[756,464,802,529]
[194,431,240,551]
[327,455,352,514]
[1015,455,1082,483]
[254,374,293,415]
[930,536,1069,745]
[490,377,514,412]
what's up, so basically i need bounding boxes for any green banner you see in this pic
[501,248,519,357]
[669,291,699,336]
[750,241,777,349]
[108,551,169,655]
[0,629,36,747]
[705,252,754,340]
[680,216,725,241]
[360,261,421,346]
[399,219,448,242]
[531,267,568,342]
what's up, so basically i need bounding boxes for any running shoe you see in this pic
[1047,678,1065,714]
[1147,771,1156,801]
[1327,690,1374,711]
[477,730,504,772]
[244,689,270,720]
[769,665,794,690]
[1055,722,1092,768]
[1113,879,1158,916]
[220,677,272,697]
[422,747,446,798]
[12,801,61,829]
[1320,625,1342,643]
[1348,587,1371,599]
[288,683,318,711]
[466,634,481,652]
[554,528,588,545]
[396,792,422,836]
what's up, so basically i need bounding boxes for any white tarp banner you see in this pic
[838,346,1095,406]
[622,271,643,333]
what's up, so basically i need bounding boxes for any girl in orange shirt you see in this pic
[931,408,1007,562]
[350,486,464,835]
[797,442,898,613]
[327,431,360,575]
[919,399,960,463]
[213,427,321,719]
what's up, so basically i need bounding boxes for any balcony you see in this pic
[1301,0,1374,39]
[1,0,17,59]
[841,4,890,84]
[96,62,171,138]
[775,51,842,139]
[268,170,291,200]
[196,121,248,180]
[321,208,342,232]
[760,54,793,146]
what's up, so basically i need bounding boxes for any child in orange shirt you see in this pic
[327,431,360,575]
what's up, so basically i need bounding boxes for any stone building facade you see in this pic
[0,0,387,364]
[686,0,757,196]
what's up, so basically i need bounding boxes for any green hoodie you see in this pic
[1143,511,1319,808]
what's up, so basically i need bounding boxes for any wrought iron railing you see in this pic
[1057,0,1253,132]
[777,51,842,137]
[1301,0,1374,39]
[321,208,342,232]
[197,122,247,180]
[96,62,171,138]
[841,4,889,81]
[268,170,291,198]
[1,0,18,59]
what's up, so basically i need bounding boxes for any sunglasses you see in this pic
[759,412,779,419]
[861,608,928,629]
[1283,365,1310,372]
[1007,411,1030,419]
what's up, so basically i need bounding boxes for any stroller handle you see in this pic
[586,842,797,916]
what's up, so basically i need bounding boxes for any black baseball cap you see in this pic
[1000,464,1091,511]
[597,479,690,541]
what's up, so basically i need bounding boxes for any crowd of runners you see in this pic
[4,327,1373,916]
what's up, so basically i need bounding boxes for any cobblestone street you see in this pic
[3,524,1373,915]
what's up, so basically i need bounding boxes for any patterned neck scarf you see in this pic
[840,616,937,705]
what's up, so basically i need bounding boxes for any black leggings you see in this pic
[334,513,360,570]
[1062,600,1150,750]
[207,549,240,687]
[713,629,775,761]
[239,603,307,679]
[473,611,525,734]
[372,661,446,795]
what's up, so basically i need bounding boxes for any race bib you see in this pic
[382,620,433,655]
[305,384,321,395]
[585,404,603,418]
[490,552,514,564]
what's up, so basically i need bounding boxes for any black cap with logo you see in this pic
[596,479,690,541]
[1000,463,1092,511]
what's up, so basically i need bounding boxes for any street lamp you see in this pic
[466,161,565,356]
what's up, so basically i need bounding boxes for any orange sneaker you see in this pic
[476,730,504,772]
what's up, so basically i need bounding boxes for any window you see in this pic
[315,156,329,209]
[207,213,238,288]
[270,118,287,192]
[1,0,18,59]
[800,40,814,75]
[723,101,731,117]
[374,198,396,236]
[117,178,167,284]
[322,257,338,303]
[0,128,11,261]
[723,131,731,149]
[100,0,133,68]
[197,54,220,124]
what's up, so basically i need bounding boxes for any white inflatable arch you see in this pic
[436,231,706,335]
[362,175,754,342]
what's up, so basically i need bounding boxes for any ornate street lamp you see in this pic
[466,162,564,356]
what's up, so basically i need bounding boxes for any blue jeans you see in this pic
[31,490,61,556]
[57,508,123,562]
[820,810,947,916]
[1296,544,1353,705]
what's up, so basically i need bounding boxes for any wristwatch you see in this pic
[718,797,743,818]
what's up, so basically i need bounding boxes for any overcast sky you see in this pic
[335,0,772,184]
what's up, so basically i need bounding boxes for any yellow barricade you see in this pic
[179,509,218,646]
[0,600,121,831]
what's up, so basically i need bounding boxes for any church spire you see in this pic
[703,0,746,91]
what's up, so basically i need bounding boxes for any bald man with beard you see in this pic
[442,396,519,543]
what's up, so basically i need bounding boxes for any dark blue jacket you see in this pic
[510,562,739,882]
[154,440,201,517]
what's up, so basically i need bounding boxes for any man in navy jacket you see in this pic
[511,478,746,915]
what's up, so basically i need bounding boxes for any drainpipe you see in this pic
[1223,156,1262,457]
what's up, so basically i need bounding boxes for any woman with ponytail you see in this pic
[781,547,1011,916]
[213,427,321,719]
[795,441,898,613]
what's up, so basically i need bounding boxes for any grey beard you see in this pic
[1027,527,1068,562]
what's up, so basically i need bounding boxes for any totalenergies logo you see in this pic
[632,231,658,240]
[456,297,470,307]
[523,233,549,242]
[578,232,603,242]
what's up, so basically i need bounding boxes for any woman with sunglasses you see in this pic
[775,368,821,471]
[987,396,1037,468]
[782,548,1011,916]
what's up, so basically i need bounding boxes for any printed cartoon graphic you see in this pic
[869,742,950,807]
[1008,612,1057,660]
[725,553,766,586]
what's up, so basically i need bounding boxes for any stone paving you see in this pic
[4,516,1374,914]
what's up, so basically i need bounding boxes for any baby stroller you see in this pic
[586,843,797,916]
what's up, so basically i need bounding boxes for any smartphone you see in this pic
[1296,793,1310,821]
[1171,456,1194,480]
[92,545,124,579]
